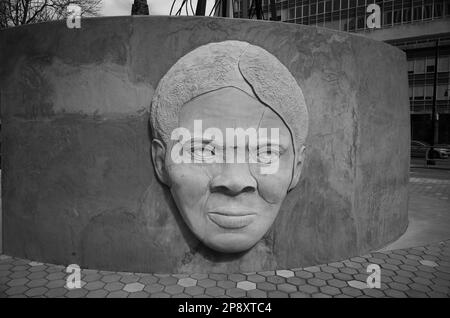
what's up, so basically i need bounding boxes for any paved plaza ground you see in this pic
[1,168,450,298]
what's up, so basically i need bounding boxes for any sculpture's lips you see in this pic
[207,211,256,229]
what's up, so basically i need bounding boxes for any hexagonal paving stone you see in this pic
[198,278,216,288]
[128,291,150,298]
[247,289,267,298]
[247,274,265,283]
[218,280,236,289]
[405,290,429,298]
[107,290,129,298]
[28,261,43,267]
[185,286,205,296]
[321,266,340,274]
[83,273,102,283]
[209,273,227,281]
[25,287,48,297]
[276,270,294,278]
[45,287,67,298]
[298,285,318,294]
[267,275,285,285]
[256,282,276,292]
[101,274,121,283]
[158,276,178,286]
[144,283,164,294]
[139,275,158,285]
[7,278,29,287]
[277,283,297,293]
[420,260,438,267]
[124,282,145,293]
[307,278,326,287]
[10,271,29,279]
[178,277,197,288]
[286,277,306,286]
[342,287,363,297]
[150,292,171,298]
[84,281,105,291]
[104,282,124,292]
[268,290,288,298]
[5,286,29,296]
[328,279,348,288]
[314,272,333,281]
[66,289,88,298]
[205,286,225,297]
[46,279,66,289]
[258,271,276,277]
[363,288,385,298]
[295,270,314,279]
[290,292,311,298]
[236,281,256,291]
[384,289,407,298]
[228,273,246,282]
[120,274,140,284]
[226,288,246,298]
[320,285,341,296]
[311,293,332,298]
[27,271,47,280]
[164,284,184,295]
[86,289,109,298]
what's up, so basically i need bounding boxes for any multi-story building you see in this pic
[233,0,450,144]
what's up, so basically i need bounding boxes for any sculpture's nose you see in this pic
[210,163,257,196]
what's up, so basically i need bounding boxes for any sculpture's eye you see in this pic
[256,146,280,164]
[190,141,216,162]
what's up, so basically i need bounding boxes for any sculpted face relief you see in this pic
[150,41,309,253]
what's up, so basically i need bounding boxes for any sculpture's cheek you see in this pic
[166,164,211,208]
[249,161,294,205]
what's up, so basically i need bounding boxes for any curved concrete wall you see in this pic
[0,16,410,273]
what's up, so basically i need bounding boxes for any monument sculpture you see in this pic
[150,41,309,253]
[0,17,410,273]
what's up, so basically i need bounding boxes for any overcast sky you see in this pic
[101,0,216,16]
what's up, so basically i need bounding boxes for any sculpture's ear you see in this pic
[151,139,170,186]
[288,145,306,191]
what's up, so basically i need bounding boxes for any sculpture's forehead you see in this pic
[178,87,291,142]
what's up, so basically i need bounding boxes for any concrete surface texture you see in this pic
[0,16,410,273]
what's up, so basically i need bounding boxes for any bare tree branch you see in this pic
[0,0,102,29]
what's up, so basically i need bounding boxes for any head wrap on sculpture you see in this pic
[150,40,309,155]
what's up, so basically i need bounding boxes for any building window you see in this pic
[318,1,325,14]
[423,3,432,20]
[333,0,340,11]
[425,86,433,100]
[341,0,348,10]
[383,10,393,27]
[434,1,443,18]
[326,0,332,12]
[438,55,449,73]
[296,6,302,18]
[426,57,435,73]
[311,2,317,15]
[414,86,424,100]
[403,5,411,23]
[413,5,422,21]
[408,60,414,74]
[393,9,402,24]
[437,85,448,100]
[414,58,425,74]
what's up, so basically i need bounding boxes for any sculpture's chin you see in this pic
[202,232,260,254]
